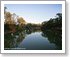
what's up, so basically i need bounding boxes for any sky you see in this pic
[5,4,62,24]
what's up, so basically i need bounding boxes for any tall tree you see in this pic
[4,7,7,14]
[4,12,16,25]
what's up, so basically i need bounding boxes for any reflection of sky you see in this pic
[18,32,56,50]
[5,4,62,24]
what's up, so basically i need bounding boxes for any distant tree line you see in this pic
[25,23,41,32]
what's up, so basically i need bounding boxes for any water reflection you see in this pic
[4,31,26,50]
[41,30,62,50]
[4,29,62,50]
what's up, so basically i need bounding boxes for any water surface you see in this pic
[4,30,62,50]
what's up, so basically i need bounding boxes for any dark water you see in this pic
[4,30,62,50]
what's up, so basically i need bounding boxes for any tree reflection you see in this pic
[4,31,26,50]
[4,33,15,49]
[4,28,36,50]
[41,30,62,50]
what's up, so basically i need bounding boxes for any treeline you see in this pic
[25,23,41,32]
[4,7,41,33]
[4,7,62,34]
[41,13,62,32]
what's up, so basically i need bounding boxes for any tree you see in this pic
[4,12,16,24]
[41,13,62,31]
[4,12,16,32]
[4,7,7,14]
[17,17,26,26]
[4,12,11,24]
[56,13,62,19]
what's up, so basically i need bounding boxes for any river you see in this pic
[4,30,62,50]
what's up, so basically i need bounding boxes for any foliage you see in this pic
[17,17,26,26]
[25,23,41,32]
[41,30,62,50]
[41,13,62,31]
[4,7,26,33]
